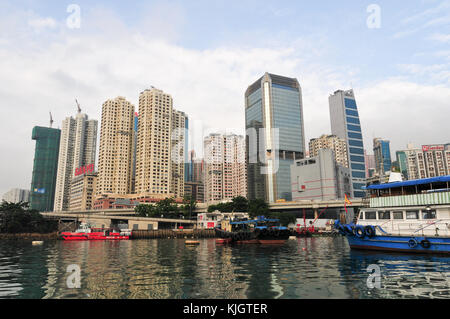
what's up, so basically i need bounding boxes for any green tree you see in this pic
[248,198,269,218]
[268,212,296,227]
[182,195,197,218]
[0,201,57,233]
[134,198,180,218]
[231,196,248,212]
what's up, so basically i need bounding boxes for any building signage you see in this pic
[75,164,95,177]
[422,145,444,152]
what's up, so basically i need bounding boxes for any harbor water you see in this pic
[0,237,449,299]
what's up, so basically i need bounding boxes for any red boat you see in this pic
[59,223,131,241]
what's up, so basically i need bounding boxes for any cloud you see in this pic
[28,17,57,29]
[357,79,450,158]
[429,32,450,43]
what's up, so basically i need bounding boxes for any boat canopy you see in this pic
[366,175,450,190]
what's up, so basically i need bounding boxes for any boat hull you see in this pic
[59,231,130,241]
[346,235,450,255]
[214,228,289,244]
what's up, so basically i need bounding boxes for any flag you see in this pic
[344,194,352,213]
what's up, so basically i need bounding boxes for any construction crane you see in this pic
[75,99,81,113]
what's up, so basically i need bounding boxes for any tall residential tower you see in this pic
[54,108,97,211]
[96,97,135,197]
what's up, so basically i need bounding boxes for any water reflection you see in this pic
[0,238,448,299]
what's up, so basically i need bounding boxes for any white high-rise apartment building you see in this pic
[96,97,135,197]
[204,133,247,203]
[401,144,450,180]
[2,188,30,204]
[171,109,186,199]
[54,110,97,211]
[135,88,186,199]
[309,134,348,168]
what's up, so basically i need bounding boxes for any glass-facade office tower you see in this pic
[373,138,392,176]
[30,126,61,211]
[245,73,305,202]
[329,89,366,198]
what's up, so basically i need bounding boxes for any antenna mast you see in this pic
[49,112,54,128]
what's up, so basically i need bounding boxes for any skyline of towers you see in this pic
[53,110,97,211]
[329,89,366,198]
[245,72,305,203]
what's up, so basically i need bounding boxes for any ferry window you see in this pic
[378,211,391,220]
[365,211,376,220]
[406,211,419,219]
[422,210,436,220]
[393,211,404,220]
[359,212,364,219]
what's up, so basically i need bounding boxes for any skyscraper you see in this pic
[96,97,135,197]
[30,126,61,211]
[204,133,247,203]
[135,87,186,199]
[54,109,98,211]
[245,73,305,202]
[329,89,366,198]
[373,138,392,176]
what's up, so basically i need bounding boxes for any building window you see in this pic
[347,124,361,132]
[378,211,390,220]
[422,210,436,220]
[406,211,419,219]
[393,211,403,220]
[365,211,376,219]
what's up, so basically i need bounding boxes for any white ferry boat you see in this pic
[335,176,450,254]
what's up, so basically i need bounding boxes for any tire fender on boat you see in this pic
[420,239,431,249]
[354,225,365,238]
[364,226,376,238]
[408,238,418,248]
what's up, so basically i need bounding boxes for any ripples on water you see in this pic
[0,237,449,299]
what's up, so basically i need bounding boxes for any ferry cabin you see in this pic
[359,176,450,237]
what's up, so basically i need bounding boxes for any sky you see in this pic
[0,0,449,196]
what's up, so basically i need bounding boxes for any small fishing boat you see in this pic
[214,216,290,244]
[59,222,131,241]
[336,175,450,254]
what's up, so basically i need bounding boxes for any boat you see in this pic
[335,175,450,254]
[59,222,132,241]
[214,216,291,244]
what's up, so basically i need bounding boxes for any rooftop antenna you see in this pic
[49,111,54,128]
[75,99,81,113]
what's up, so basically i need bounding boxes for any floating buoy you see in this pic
[185,240,200,245]
[32,241,43,245]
